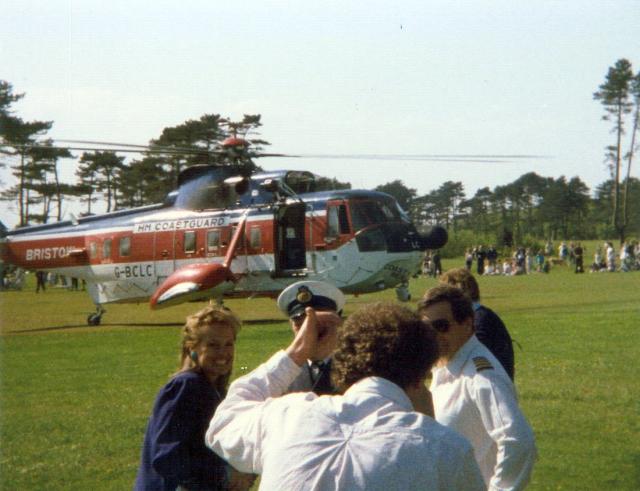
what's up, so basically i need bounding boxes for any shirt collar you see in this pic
[445,335,479,376]
[472,301,481,311]
[345,376,414,411]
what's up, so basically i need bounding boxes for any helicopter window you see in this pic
[184,231,196,253]
[250,227,262,249]
[89,242,98,259]
[119,236,131,257]
[103,239,112,259]
[327,204,350,237]
[207,230,220,252]
[350,200,400,232]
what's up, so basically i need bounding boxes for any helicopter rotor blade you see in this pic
[1,139,549,164]
[0,142,223,157]
[53,139,223,155]
[259,153,548,164]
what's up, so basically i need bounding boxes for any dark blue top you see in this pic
[134,371,228,491]
[474,305,515,380]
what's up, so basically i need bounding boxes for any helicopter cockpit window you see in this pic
[285,171,316,194]
[119,236,131,257]
[103,239,112,259]
[175,172,238,210]
[184,231,197,253]
[350,200,401,232]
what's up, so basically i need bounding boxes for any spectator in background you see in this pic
[545,240,553,256]
[535,250,545,272]
[559,242,569,262]
[574,242,584,273]
[525,248,534,274]
[439,268,515,380]
[432,249,443,277]
[514,247,526,273]
[606,242,616,272]
[503,259,513,276]
[35,271,46,293]
[591,247,605,272]
[475,245,486,275]
[465,249,473,270]
[487,245,498,270]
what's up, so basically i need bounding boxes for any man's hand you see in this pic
[311,310,341,361]
[286,307,319,365]
[287,307,343,365]
[227,467,257,491]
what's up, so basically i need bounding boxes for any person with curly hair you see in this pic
[135,306,255,491]
[206,302,484,490]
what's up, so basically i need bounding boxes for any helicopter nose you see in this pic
[418,226,448,250]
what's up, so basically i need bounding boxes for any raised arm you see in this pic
[206,307,324,473]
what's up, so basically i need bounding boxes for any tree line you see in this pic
[376,174,640,253]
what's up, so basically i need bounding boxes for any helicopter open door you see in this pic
[274,203,307,275]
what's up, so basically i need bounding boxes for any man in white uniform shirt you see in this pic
[419,285,537,491]
[206,302,485,490]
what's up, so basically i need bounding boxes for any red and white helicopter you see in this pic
[1,137,448,325]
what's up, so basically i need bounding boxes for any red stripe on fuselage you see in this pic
[2,212,354,271]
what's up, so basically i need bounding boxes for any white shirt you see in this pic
[207,350,485,491]
[431,336,537,491]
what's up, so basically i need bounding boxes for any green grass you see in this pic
[1,264,639,490]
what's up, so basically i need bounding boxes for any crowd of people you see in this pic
[454,239,640,277]
[590,240,640,272]
[134,275,536,490]
[0,268,84,292]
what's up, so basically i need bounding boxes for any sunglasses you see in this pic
[291,310,342,326]
[429,318,451,333]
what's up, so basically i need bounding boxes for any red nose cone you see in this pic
[150,263,234,309]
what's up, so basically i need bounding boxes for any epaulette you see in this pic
[473,356,494,372]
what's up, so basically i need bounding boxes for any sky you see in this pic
[2,0,639,227]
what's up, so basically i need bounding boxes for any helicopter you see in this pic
[0,135,449,325]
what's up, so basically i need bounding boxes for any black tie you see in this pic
[310,360,334,395]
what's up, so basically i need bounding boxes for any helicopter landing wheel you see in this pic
[87,306,106,326]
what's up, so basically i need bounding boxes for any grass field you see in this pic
[1,260,639,490]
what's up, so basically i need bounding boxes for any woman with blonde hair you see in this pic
[135,306,254,490]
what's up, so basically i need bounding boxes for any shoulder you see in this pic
[156,371,209,403]
[474,305,507,330]
[168,370,208,389]
[411,414,477,460]
[462,342,510,383]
